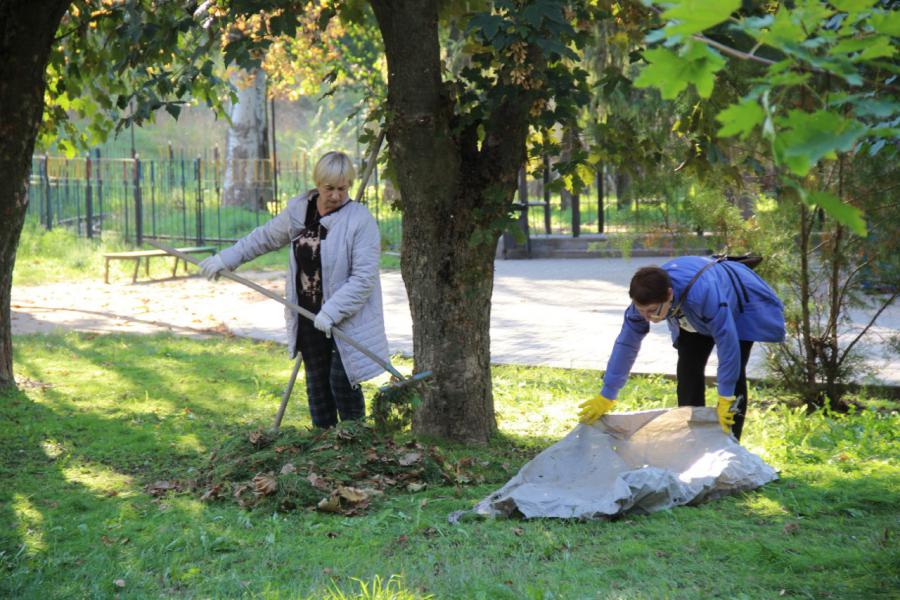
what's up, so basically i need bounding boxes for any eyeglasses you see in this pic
[654,302,667,318]
[635,299,670,321]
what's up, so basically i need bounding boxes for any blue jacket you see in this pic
[600,256,785,399]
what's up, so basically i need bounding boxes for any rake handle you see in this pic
[146,240,409,382]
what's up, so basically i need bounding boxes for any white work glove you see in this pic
[313,311,334,338]
[198,255,226,280]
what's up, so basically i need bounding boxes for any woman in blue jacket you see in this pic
[579,256,785,440]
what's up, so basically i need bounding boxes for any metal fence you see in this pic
[517,161,696,238]
[26,152,695,251]
[25,152,402,249]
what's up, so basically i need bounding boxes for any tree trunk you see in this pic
[614,169,630,209]
[0,1,71,389]
[223,68,271,209]
[798,204,819,407]
[370,0,529,442]
[559,125,579,211]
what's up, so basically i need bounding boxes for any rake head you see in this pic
[371,371,432,435]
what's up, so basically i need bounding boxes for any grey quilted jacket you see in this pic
[218,191,389,386]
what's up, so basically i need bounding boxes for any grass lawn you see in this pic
[13,222,399,287]
[2,332,897,599]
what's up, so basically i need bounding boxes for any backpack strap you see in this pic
[670,257,723,316]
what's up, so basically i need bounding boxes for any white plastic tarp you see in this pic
[466,407,778,520]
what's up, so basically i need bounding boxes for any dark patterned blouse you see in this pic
[292,191,351,312]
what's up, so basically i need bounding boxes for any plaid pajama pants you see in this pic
[297,317,364,428]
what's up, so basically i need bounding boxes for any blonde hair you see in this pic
[313,152,356,188]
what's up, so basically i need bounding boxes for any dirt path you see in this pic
[11,272,287,339]
[12,259,899,385]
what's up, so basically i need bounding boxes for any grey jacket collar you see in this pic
[288,190,355,235]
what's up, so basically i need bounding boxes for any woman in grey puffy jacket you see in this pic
[198,152,389,428]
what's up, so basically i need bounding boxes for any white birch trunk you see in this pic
[223,68,271,208]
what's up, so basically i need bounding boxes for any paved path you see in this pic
[11,257,899,385]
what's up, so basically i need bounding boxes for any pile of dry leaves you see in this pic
[190,421,487,515]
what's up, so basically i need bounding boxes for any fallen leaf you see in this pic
[307,472,330,490]
[406,482,427,492]
[512,527,525,536]
[398,451,422,466]
[252,472,278,496]
[200,485,222,501]
[147,480,177,496]
[337,486,369,503]
[317,495,341,513]
[280,463,297,475]
[783,522,800,535]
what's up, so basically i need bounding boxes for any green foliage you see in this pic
[2,333,897,597]
[775,110,868,180]
[634,41,725,99]
[632,0,899,409]
[322,575,430,600]
[636,0,898,233]
[715,97,765,140]
[44,1,234,154]
[449,1,593,145]
[13,223,129,286]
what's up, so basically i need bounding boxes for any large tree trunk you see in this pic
[370,0,529,442]
[0,1,71,388]
[222,68,271,209]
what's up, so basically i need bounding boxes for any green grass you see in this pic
[13,222,399,286]
[525,196,697,235]
[2,332,897,599]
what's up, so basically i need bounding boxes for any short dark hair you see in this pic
[629,266,671,305]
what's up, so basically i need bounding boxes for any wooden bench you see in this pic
[103,246,217,284]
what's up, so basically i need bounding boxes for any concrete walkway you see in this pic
[11,257,899,386]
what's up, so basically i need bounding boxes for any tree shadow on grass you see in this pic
[13,332,310,458]
[1,332,320,594]
[0,384,207,597]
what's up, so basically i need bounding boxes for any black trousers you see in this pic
[297,318,364,428]
[676,329,754,440]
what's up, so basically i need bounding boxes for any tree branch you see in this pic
[692,34,777,67]
[837,291,899,369]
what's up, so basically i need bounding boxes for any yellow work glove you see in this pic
[716,395,737,434]
[579,395,615,425]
